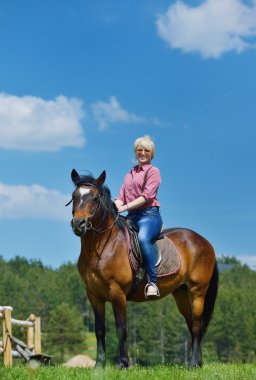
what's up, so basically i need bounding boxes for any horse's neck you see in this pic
[80,215,116,256]
[80,222,125,264]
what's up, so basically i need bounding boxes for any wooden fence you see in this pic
[0,306,41,367]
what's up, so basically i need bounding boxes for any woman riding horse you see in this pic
[69,168,218,368]
[115,135,163,299]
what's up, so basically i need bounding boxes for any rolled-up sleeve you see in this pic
[141,167,161,201]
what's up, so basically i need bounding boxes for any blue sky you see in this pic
[0,0,255,269]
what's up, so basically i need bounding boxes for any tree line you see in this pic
[0,255,255,364]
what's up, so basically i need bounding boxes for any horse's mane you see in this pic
[73,172,126,232]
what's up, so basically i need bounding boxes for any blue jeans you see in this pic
[127,207,163,285]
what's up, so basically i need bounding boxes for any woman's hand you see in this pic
[117,204,128,213]
[115,199,125,213]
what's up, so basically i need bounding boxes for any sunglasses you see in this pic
[136,148,151,153]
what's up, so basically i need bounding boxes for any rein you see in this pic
[85,196,119,233]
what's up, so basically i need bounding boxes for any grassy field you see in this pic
[0,363,255,380]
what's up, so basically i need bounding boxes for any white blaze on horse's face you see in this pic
[79,187,91,196]
[78,187,91,208]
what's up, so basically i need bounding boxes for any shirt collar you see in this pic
[132,163,152,173]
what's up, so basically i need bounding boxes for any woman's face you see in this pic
[136,145,152,165]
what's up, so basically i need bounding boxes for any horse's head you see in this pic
[69,169,106,236]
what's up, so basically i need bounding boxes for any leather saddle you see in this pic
[125,219,181,299]
[125,219,164,299]
[126,219,164,267]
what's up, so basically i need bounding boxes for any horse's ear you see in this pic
[96,170,106,187]
[71,169,80,184]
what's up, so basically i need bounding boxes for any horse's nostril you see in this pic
[78,219,86,228]
[71,218,86,235]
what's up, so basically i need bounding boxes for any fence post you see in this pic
[3,307,12,367]
[34,316,41,354]
[26,314,35,352]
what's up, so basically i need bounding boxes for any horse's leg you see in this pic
[94,303,107,368]
[87,290,106,368]
[109,283,129,368]
[173,286,194,365]
[189,289,206,368]
[173,285,205,367]
[173,285,193,335]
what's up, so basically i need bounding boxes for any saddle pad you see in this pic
[155,236,181,277]
[126,228,181,278]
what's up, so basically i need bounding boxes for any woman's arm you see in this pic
[117,196,146,213]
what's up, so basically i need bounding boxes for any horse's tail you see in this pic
[202,260,219,336]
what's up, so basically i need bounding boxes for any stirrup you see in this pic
[144,283,160,299]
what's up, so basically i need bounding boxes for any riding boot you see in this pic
[144,282,160,299]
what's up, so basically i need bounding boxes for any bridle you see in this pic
[66,183,119,234]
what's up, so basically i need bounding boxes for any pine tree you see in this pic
[44,303,87,363]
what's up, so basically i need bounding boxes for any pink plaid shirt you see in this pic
[116,164,161,208]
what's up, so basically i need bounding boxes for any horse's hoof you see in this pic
[94,362,106,369]
[189,361,202,369]
[116,362,128,369]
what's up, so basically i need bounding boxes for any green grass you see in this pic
[0,363,256,380]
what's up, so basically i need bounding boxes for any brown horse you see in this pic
[68,169,218,368]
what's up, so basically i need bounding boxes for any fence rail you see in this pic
[0,306,41,367]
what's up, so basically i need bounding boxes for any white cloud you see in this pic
[156,0,256,58]
[0,183,70,222]
[91,96,146,130]
[0,93,85,151]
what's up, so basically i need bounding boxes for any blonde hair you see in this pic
[134,135,155,159]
